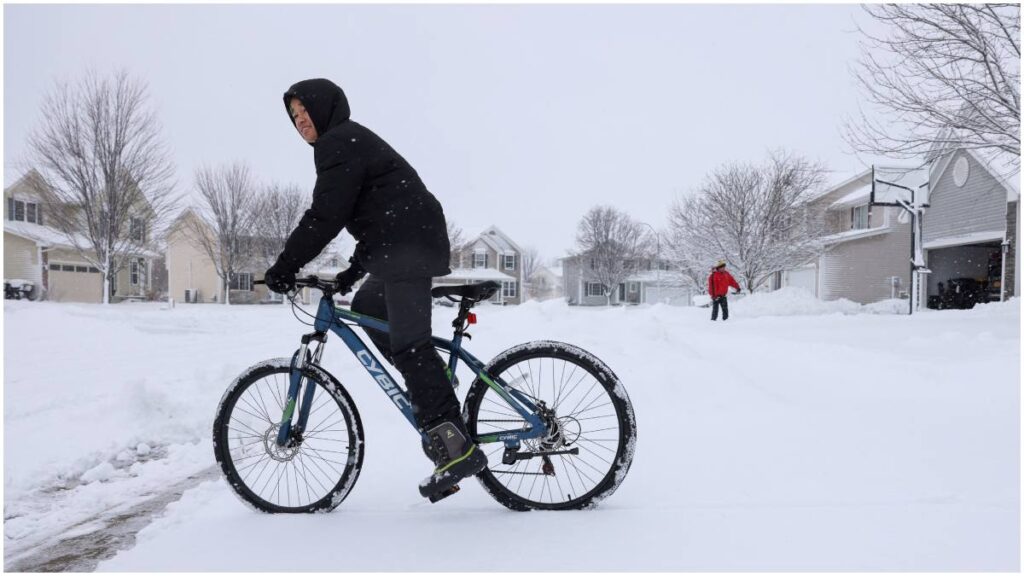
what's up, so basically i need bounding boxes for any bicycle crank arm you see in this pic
[502,447,579,465]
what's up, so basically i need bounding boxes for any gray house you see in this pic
[782,170,914,304]
[443,225,523,304]
[561,255,691,306]
[921,148,1019,304]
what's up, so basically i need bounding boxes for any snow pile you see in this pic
[731,286,863,317]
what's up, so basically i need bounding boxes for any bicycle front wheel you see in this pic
[213,358,364,513]
[464,341,637,511]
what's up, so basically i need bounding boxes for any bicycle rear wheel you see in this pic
[213,358,364,513]
[464,341,637,511]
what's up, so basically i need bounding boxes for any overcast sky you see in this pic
[4,3,886,260]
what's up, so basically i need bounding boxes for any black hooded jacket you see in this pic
[274,78,451,280]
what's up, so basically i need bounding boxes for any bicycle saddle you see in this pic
[431,281,500,302]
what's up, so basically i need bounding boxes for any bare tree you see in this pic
[665,195,717,293]
[520,246,541,300]
[845,4,1020,165]
[185,163,260,304]
[669,152,827,292]
[573,205,651,305]
[253,182,306,269]
[24,70,178,303]
[447,220,467,269]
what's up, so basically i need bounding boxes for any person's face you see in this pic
[289,98,318,143]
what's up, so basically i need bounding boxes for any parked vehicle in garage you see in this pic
[930,278,989,310]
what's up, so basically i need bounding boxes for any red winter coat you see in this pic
[708,269,740,298]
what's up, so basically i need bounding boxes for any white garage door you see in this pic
[785,267,817,295]
[48,263,103,302]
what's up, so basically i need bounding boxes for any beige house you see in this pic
[166,209,273,304]
[527,264,563,301]
[165,209,352,304]
[4,171,158,303]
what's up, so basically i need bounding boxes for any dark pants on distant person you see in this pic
[350,275,459,430]
[711,296,729,321]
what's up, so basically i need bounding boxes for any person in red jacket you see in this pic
[707,260,741,321]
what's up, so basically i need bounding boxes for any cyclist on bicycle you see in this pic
[263,78,487,499]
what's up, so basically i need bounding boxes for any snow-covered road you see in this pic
[4,291,1019,570]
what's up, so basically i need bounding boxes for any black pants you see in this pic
[711,296,729,321]
[350,275,459,429]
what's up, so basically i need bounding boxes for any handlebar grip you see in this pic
[254,279,266,285]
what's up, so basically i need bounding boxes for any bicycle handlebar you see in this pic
[254,275,343,295]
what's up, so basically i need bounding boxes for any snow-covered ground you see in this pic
[4,290,1019,570]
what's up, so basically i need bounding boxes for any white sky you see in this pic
[4,3,888,260]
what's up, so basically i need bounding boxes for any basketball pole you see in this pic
[873,167,930,316]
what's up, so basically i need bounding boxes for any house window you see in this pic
[590,258,596,270]
[852,205,869,230]
[11,199,24,221]
[230,272,253,291]
[130,217,146,243]
[629,282,639,294]
[7,198,42,224]
[473,253,487,268]
[585,282,606,297]
[503,254,516,270]
[502,281,518,298]
[61,264,75,272]
[130,259,146,285]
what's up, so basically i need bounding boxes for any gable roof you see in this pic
[931,148,1020,202]
[468,225,522,254]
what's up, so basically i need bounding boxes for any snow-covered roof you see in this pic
[441,267,516,282]
[624,270,688,286]
[820,226,890,245]
[467,225,522,255]
[4,220,161,258]
[808,169,872,203]
[922,229,1005,250]
[828,184,872,210]
[4,220,80,248]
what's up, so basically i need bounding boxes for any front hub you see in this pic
[264,424,300,462]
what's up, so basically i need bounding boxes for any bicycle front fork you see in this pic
[276,332,327,447]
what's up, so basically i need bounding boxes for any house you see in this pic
[442,225,523,304]
[920,147,1019,305]
[561,255,692,306]
[164,208,351,304]
[526,265,563,301]
[4,171,159,303]
[780,169,914,304]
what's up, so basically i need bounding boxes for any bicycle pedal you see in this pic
[427,484,460,503]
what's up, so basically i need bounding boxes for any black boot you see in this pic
[418,417,488,502]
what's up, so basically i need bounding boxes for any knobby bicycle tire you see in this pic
[464,341,637,511]
[213,358,365,513]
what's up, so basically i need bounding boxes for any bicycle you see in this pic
[213,275,637,512]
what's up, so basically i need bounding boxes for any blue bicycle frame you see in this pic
[276,294,547,448]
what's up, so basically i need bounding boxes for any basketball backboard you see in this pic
[871,165,930,208]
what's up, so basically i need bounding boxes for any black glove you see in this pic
[734,289,742,295]
[264,262,297,294]
[334,256,367,295]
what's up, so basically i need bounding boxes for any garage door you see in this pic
[48,263,103,303]
[785,267,817,295]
